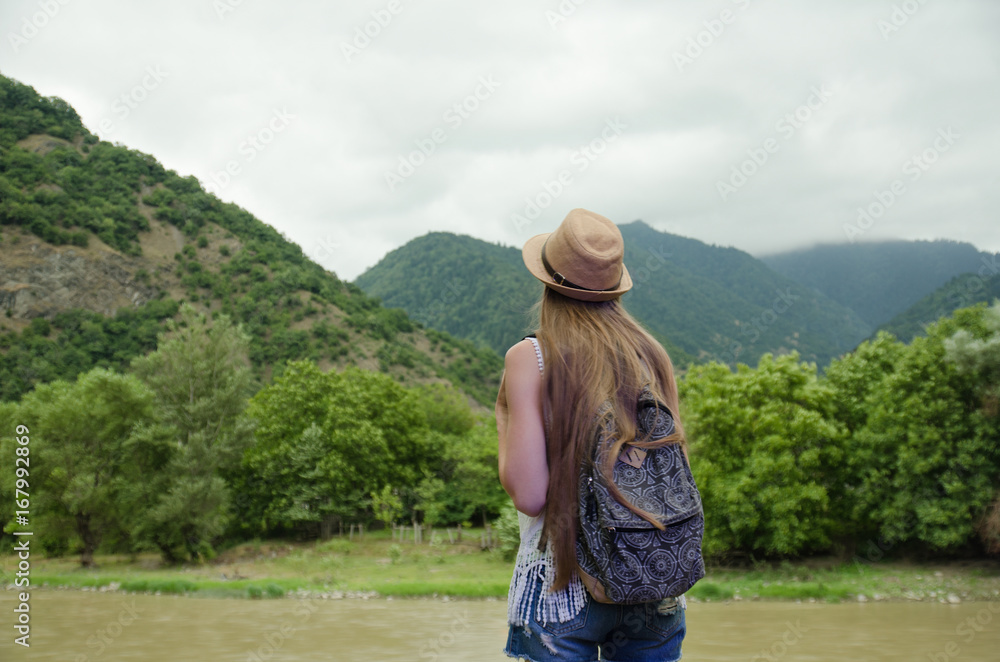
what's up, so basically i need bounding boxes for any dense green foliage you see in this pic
[235,360,506,540]
[0,77,86,146]
[0,299,179,401]
[0,315,506,564]
[878,271,1000,342]
[355,224,874,368]
[682,303,1000,561]
[619,222,869,367]
[356,232,539,355]
[130,305,254,562]
[682,354,844,558]
[3,369,163,564]
[831,312,998,552]
[946,302,1000,407]
[945,305,1000,552]
[762,240,996,328]
[2,301,998,566]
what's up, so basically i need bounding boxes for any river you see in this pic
[1,590,998,660]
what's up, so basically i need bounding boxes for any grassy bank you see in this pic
[3,530,999,603]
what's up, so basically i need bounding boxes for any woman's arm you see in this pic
[496,339,548,516]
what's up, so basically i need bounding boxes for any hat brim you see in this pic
[522,233,632,302]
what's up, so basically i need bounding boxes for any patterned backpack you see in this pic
[575,388,706,604]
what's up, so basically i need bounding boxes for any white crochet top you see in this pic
[506,337,588,626]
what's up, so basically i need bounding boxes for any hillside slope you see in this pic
[356,223,872,368]
[0,75,501,404]
[761,241,997,328]
[620,222,871,366]
[877,271,1000,342]
[356,232,540,354]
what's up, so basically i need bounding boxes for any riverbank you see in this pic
[3,532,999,603]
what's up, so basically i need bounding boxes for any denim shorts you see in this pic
[504,575,686,662]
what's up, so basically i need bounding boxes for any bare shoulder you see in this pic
[504,338,542,381]
[505,337,536,359]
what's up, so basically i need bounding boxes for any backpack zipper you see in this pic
[606,512,700,532]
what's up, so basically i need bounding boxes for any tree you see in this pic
[0,402,21,543]
[234,361,337,537]
[681,353,845,559]
[416,422,508,526]
[843,306,1000,551]
[825,331,907,434]
[371,484,403,530]
[131,304,253,561]
[944,301,1000,552]
[946,301,1000,413]
[824,331,908,544]
[11,369,163,565]
[242,362,437,536]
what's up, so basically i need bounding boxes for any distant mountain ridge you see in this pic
[760,240,997,328]
[356,232,538,355]
[878,270,1000,342]
[356,223,874,368]
[618,222,872,365]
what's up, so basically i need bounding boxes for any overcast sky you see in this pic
[2,0,998,280]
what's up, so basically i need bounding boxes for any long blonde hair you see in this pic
[534,287,686,592]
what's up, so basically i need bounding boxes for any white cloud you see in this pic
[2,0,997,279]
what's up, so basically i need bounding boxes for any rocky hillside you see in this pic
[0,74,501,405]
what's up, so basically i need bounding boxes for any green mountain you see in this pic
[0,74,501,404]
[760,240,996,328]
[355,223,873,368]
[356,232,542,356]
[618,222,870,366]
[877,271,1000,343]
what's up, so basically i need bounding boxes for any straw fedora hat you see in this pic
[522,208,632,302]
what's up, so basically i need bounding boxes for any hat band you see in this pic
[541,240,622,293]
